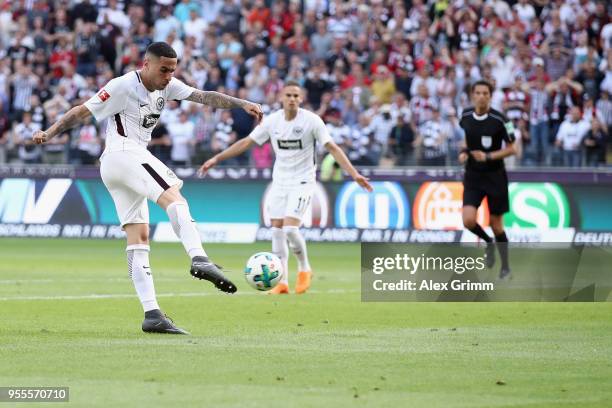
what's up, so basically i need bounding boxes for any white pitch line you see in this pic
[0,278,195,284]
[0,289,357,301]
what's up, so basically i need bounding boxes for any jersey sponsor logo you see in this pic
[261,182,330,228]
[156,97,165,110]
[277,139,303,150]
[336,181,409,229]
[142,113,160,128]
[504,183,570,229]
[97,89,110,102]
[481,135,492,149]
[413,182,489,230]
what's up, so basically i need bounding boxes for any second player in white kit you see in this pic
[33,42,264,334]
[200,81,372,294]
[251,108,328,223]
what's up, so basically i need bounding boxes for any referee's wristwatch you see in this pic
[485,152,492,161]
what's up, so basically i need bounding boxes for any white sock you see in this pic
[283,225,311,272]
[271,227,289,285]
[166,201,207,259]
[126,244,160,312]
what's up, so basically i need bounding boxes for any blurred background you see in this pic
[0,0,610,169]
[0,0,611,245]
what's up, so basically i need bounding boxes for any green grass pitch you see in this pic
[1,238,611,407]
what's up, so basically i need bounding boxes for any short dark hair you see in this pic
[471,80,493,94]
[283,80,302,89]
[145,42,177,59]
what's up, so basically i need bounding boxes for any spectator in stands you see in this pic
[583,117,607,167]
[41,109,69,165]
[371,65,396,105]
[528,78,552,166]
[218,0,241,34]
[576,61,605,101]
[148,122,172,164]
[183,9,207,49]
[389,113,416,166]
[154,6,181,43]
[0,99,8,163]
[71,0,98,25]
[74,22,100,78]
[231,88,256,165]
[0,0,608,170]
[211,110,237,164]
[555,106,591,167]
[325,107,351,149]
[596,90,612,136]
[244,54,268,103]
[365,104,394,162]
[12,110,41,164]
[414,106,447,166]
[174,0,200,25]
[410,84,437,128]
[304,62,332,109]
[168,110,195,167]
[75,115,100,165]
[97,0,130,34]
[10,62,38,120]
[443,107,465,166]
[217,32,242,72]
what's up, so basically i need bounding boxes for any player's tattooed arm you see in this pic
[186,90,264,123]
[33,105,92,144]
[186,90,246,109]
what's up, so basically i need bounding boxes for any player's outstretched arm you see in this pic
[186,90,263,123]
[198,137,256,177]
[325,141,373,192]
[33,105,92,144]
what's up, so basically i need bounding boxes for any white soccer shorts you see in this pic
[266,183,314,222]
[100,149,183,226]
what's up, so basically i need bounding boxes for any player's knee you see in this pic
[136,226,149,243]
[271,227,288,258]
[282,225,302,246]
[490,218,504,235]
[463,217,477,230]
[282,225,297,236]
[270,219,284,228]
[126,224,149,244]
[159,186,185,209]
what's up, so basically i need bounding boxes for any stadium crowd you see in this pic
[0,0,610,168]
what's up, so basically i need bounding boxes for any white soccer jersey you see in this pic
[84,71,195,155]
[249,108,333,186]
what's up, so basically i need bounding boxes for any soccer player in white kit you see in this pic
[32,42,263,334]
[199,81,372,294]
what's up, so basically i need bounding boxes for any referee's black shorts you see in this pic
[463,169,509,215]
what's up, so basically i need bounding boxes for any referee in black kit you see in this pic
[459,80,516,279]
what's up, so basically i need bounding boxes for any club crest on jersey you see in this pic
[277,139,303,150]
[481,135,492,149]
[98,89,110,102]
[292,126,304,135]
[156,97,165,110]
[142,113,160,128]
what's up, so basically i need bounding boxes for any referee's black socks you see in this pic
[495,231,509,269]
[468,224,492,243]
